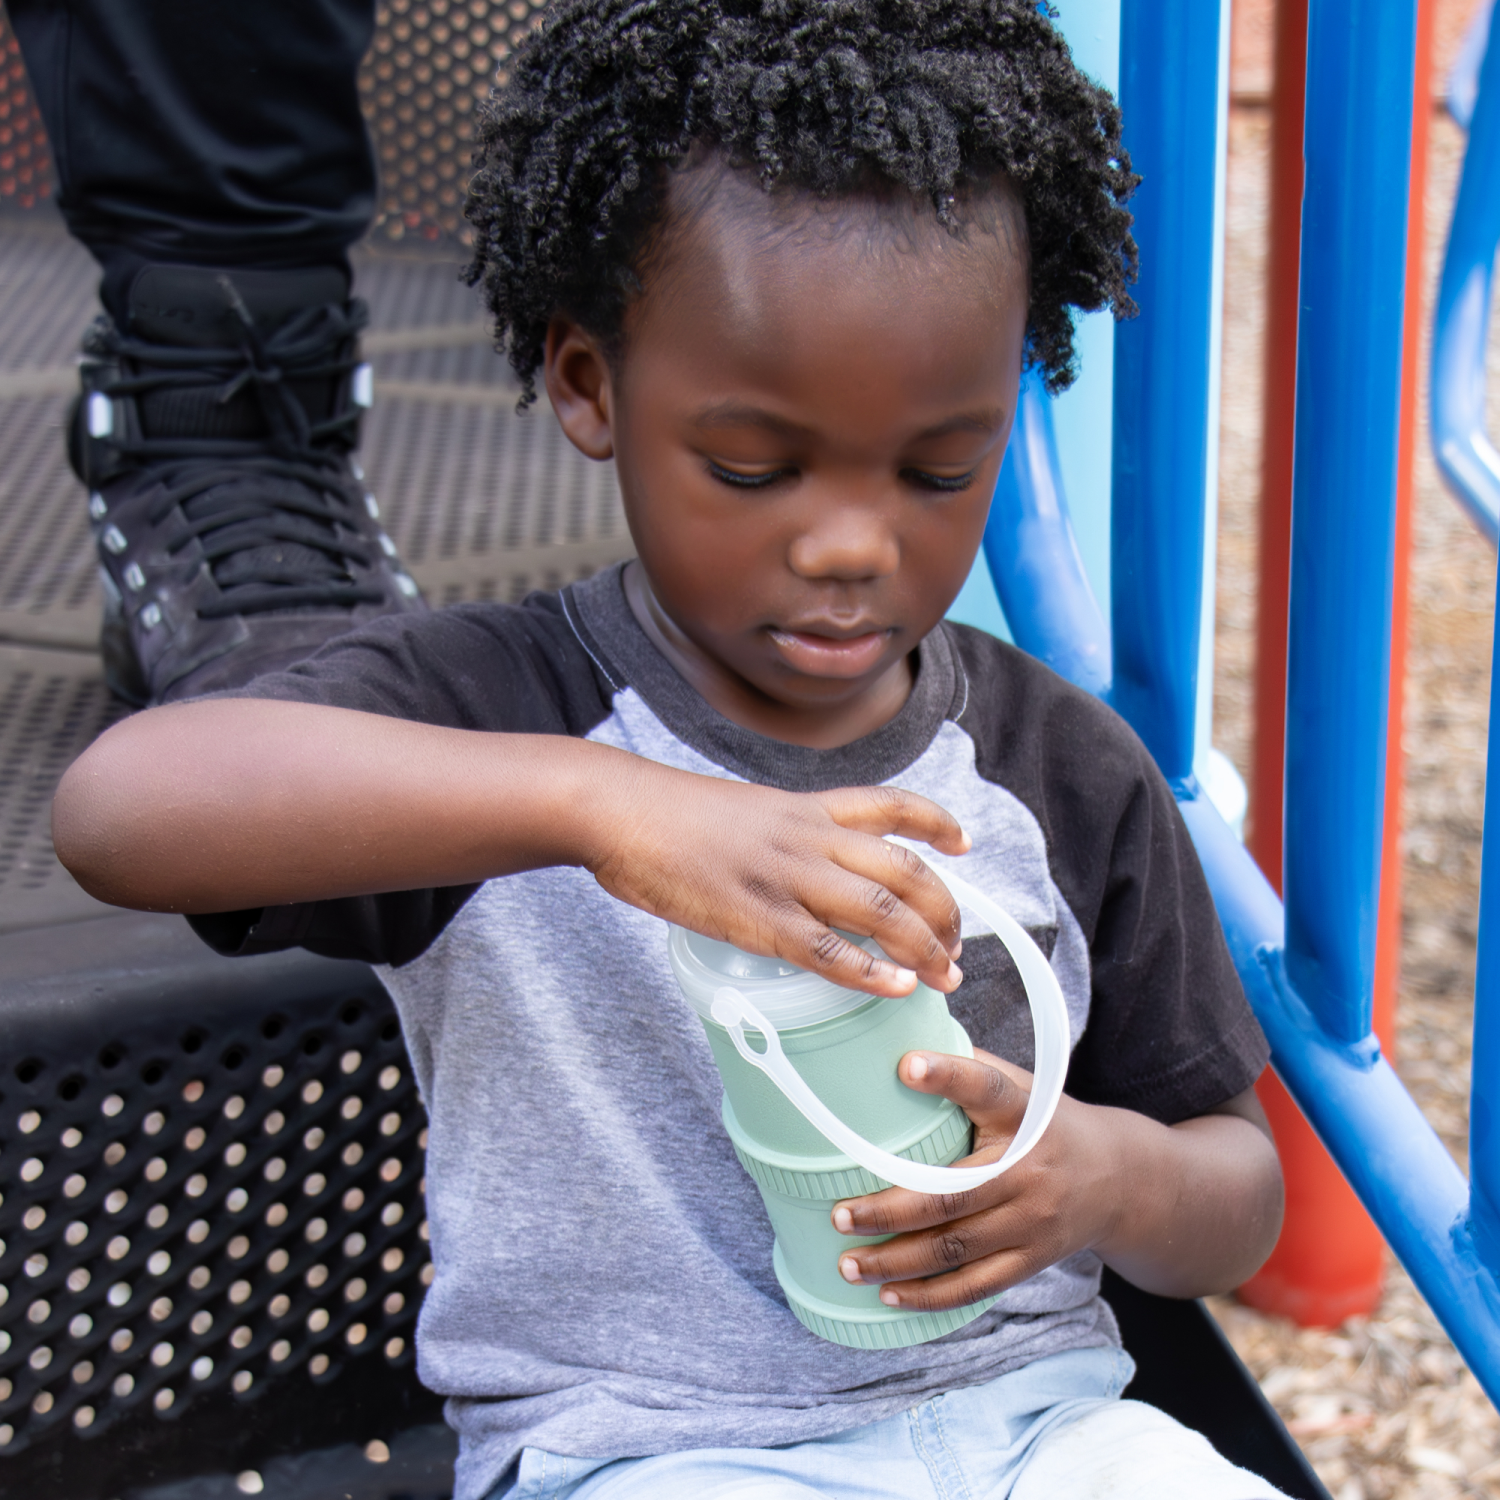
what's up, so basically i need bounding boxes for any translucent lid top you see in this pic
[667,926,885,1030]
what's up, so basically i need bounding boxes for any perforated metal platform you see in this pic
[0,210,633,932]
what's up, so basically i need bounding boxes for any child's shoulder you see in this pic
[942,620,1160,793]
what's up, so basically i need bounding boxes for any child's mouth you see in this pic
[767,627,892,678]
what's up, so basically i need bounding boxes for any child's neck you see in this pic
[622,562,915,750]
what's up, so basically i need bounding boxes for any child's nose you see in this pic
[787,513,900,581]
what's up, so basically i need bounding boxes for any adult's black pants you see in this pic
[7,0,378,311]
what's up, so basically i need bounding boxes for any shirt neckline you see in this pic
[564,564,966,793]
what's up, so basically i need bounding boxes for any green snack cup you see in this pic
[669,931,995,1348]
[667,850,1073,1350]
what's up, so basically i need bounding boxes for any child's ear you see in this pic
[544,317,615,461]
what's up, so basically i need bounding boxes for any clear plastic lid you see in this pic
[667,927,885,1030]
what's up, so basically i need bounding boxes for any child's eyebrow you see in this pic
[910,411,1007,441]
[691,401,1005,442]
[691,401,812,438]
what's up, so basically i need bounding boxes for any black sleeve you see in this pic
[185,592,616,968]
[949,625,1269,1125]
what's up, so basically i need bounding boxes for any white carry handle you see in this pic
[708,848,1071,1196]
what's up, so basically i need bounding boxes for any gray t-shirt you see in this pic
[193,566,1267,1500]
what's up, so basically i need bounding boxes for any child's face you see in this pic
[546,160,1029,739]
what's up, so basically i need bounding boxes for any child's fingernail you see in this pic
[946,962,963,988]
[839,1256,862,1283]
[880,1288,902,1307]
[907,1054,929,1081]
[893,967,917,988]
[959,832,973,852]
[832,1206,854,1233]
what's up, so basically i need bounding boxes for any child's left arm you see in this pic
[830,1049,1283,1307]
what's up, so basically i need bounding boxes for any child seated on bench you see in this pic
[55,3,1286,1496]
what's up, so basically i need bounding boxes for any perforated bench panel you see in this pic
[127,1422,457,1500]
[0,913,446,1499]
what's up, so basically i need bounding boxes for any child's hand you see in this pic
[584,766,969,996]
[52,700,967,983]
[829,1048,1283,1304]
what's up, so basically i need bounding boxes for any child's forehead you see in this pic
[657,152,1027,265]
[616,158,1028,415]
[632,153,1029,330]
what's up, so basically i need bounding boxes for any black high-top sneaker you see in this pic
[70,264,425,704]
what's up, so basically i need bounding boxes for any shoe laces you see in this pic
[89,280,388,619]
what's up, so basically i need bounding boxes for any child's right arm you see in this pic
[53,697,968,997]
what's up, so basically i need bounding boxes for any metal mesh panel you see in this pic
[362,0,550,245]
[362,394,629,606]
[0,978,432,1463]
[0,399,99,628]
[0,10,53,212]
[0,221,95,371]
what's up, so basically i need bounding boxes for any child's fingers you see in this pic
[898,1050,1032,1130]
[835,1198,1040,1290]
[821,830,964,965]
[774,917,924,998]
[830,1054,1031,1235]
[864,1248,1047,1313]
[791,863,961,993]
[815,785,970,858]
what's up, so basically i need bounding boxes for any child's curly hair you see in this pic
[465,0,1138,404]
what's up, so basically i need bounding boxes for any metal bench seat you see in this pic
[0,914,1328,1500]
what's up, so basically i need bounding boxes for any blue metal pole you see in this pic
[1281,0,1417,1047]
[1021,0,1500,1388]
[1109,0,1226,783]
[1181,791,1500,1397]
[1431,2,1500,541]
[984,370,1112,697]
[1470,561,1500,1272]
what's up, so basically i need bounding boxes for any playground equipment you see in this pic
[1433,0,1500,539]
[992,0,1500,1400]
[1241,0,1433,1328]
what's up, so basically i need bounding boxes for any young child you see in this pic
[54,3,1287,1498]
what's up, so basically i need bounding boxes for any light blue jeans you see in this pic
[491,1347,1289,1500]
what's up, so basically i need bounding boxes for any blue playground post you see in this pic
[1431,0,1500,540]
[1149,0,1500,1398]
[1108,0,1225,785]
[984,0,1500,1396]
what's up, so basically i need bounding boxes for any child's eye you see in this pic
[902,468,977,494]
[706,461,793,490]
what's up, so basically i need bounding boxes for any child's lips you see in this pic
[767,626,892,677]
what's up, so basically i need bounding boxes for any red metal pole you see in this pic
[1375,0,1431,1121]
[1246,0,1306,894]
[1239,0,1430,1327]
